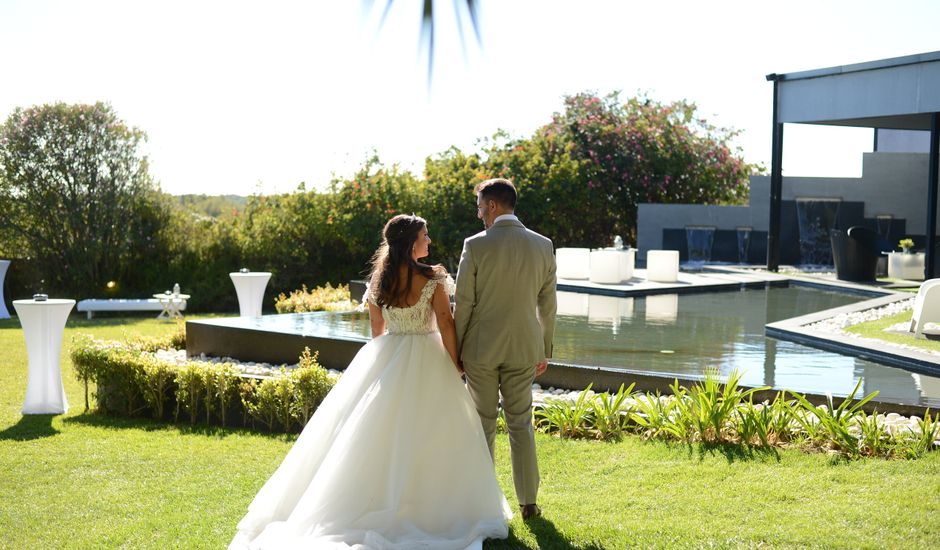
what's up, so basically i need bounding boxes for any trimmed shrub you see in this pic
[70,334,336,433]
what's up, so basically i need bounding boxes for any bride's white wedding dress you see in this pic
[231,277,510,550]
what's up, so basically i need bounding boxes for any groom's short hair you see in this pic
[475,178,517,209]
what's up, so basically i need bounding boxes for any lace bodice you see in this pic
[375,278,446,335]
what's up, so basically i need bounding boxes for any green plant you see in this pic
[736,392,794,447]
[242,379,274,431]
[496,408,507,434]
[856,410,893,457]
[290,348,334,425]
[629,391,678,440]
[895,410,940,459]
[274,283,356,313]
[139,357,175,420]
[174,363,205,425]
[212,363,239,428]
[670,370,768,443]
[535,385,595,438]
[790,379,879,457]
[590,383,636,440]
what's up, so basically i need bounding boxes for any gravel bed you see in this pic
[802,297,940,358]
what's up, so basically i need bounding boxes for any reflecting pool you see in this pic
[212,286,940,404]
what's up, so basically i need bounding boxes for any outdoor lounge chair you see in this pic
[909,278,940,339]
[830,226,880,282]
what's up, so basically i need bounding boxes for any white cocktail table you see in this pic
[153,293,190,319]
[13,298,75,414]
[230,272,272,317]
[0,259,10,319]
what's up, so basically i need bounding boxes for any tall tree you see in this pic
[0,102,167,296]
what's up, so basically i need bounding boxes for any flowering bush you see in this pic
[274,283,356,314]
[484,92,759,245]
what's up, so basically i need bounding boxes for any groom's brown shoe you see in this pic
[520,504,542,520]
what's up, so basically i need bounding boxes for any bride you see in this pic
[231,214,511,549]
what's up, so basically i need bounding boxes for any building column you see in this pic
[766,75,784,272]
[926,113,940,279]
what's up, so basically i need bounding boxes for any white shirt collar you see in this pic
[493,213,519,224]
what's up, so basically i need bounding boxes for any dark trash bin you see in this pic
[830,226,880,282]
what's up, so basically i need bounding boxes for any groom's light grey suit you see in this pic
[455,216,556,506]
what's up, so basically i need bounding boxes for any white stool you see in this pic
[646,250,680,283]
[589,249,636,284]
[556,248,591,280]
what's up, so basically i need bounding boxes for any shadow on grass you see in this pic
[486,517,606,549]
[0,413,60,441]
[61,411,298,441]
[684,440,781,464]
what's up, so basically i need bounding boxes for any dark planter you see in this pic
[830,226,880,282]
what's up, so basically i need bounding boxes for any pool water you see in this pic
[222,286,940,404]
[551,287,940,403]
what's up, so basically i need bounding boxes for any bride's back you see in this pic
[388,266,431,308]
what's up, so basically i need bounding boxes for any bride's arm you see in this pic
[368,301,386,338]
[431,283,461,371]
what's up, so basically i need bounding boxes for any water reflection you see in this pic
[645,294,678,324]
[587,295,633,335]
[209,287,940,405]
[550,287,940,405]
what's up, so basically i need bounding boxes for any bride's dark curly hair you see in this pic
[368,214,442,308]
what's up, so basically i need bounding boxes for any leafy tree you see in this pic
[0,102,167,296]
[485,92,757,245]
[420,146,487,270]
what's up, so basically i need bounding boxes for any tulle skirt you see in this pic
[230,332,511,550]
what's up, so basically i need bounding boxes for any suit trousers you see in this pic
[464,360,540,505]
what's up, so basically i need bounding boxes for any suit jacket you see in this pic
[455,218,557,366]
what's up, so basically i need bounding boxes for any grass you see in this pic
[2,316,940,548]
[843,308,940,354]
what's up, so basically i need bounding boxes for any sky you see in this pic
[1,0,939,196]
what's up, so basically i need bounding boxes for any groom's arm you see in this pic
[454,239,476,353]
[537,244,557,360]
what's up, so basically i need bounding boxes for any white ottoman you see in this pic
[556,248,591,280]
[588,249,636,284]
[646,250,680,283]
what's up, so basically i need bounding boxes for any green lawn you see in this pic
[1,316,939,549]
[843,308,940,354]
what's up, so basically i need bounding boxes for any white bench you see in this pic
[76,298,187,320]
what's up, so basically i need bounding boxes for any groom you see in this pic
[454,178,557,520]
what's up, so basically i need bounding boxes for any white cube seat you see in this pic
[589,249,636,284]
[646,250,680,283]
[556,248,591,280]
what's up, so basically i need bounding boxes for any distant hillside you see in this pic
[174,194,247,218]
